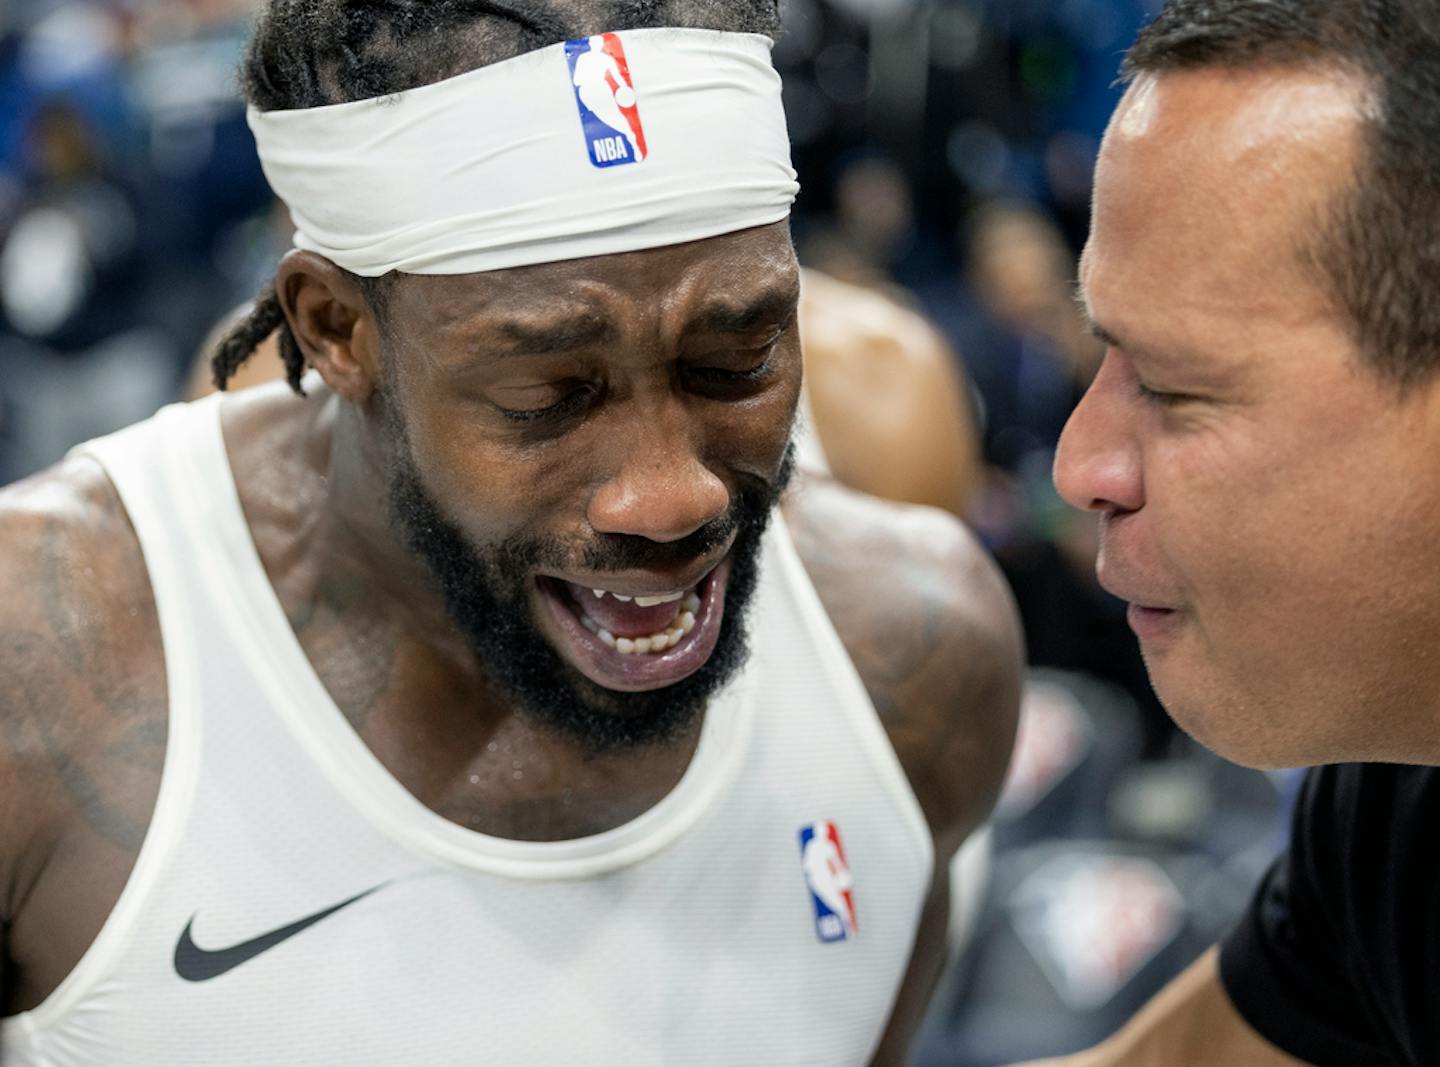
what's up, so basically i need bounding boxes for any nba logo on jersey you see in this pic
[798,821,857,943]
[564,34,648,169]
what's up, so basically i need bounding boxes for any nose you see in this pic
[1053,352,1144,515]
[587,403,731,543]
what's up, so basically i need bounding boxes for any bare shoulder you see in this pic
[782,477,1022,854]
[800,269,946,363]
[800,271,964,425]
[799,270,981,516]
[0,455,165,924]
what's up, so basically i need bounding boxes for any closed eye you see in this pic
[687,353,776,386]
[1134,381,1193,407]
[684,333,786,394]
[494,384,596,424]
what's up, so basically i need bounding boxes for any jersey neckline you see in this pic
[196,393,758,880]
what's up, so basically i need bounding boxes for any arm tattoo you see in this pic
[2,484,167,855]
[788,483,1022,850]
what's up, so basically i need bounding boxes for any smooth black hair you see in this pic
[214,0,783,393]
[1125,0,1440,387]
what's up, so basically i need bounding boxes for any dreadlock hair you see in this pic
[217,0,784,394]
[1125,0,1440,389]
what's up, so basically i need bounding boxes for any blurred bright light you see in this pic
[2,208,90,337]
[931,2,986,71]
[20,3,116,85]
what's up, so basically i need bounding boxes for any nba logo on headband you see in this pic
[565,34,649,169]
[249,28,798,276]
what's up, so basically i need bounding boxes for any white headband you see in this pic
[247,28,800,277]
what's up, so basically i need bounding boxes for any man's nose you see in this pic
[1053,352,1144,515]
[587,407,731,544]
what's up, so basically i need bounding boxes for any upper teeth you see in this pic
[590,589,685,608]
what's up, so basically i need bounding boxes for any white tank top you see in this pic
[1,396,933,1066]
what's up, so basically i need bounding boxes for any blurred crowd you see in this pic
[0,1,1295,1063]
[0,0,274,480]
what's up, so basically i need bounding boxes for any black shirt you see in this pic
[1221,764,1440,1066]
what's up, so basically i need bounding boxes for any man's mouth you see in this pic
[534,561,731,693]
[1127,603,1182,643]
[575,587,703,654]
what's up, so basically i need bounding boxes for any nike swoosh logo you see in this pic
[174,885,385,982]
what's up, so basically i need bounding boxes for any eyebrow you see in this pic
[1074,288,1167,363]
[483,282,800,358]
[1085,316,1126,351]
[683,284,801,338]
[1075,290,1249,395]
[494,313,616,355]
[1071,286,1111,344]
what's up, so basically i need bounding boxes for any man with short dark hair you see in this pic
[1042,1,1440,1064]
[0,3,1021,1064]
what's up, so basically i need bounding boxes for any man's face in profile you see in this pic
[373,223,803,755]
[1055,67,1440,768]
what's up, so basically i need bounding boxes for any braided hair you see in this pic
[216,0,784,393]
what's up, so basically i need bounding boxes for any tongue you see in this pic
[566,584,687,637]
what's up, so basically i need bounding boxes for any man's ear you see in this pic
[274,250,383,403]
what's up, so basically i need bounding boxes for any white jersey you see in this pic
[1,396,933,1066]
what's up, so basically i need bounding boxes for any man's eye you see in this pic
[1134,382,1191,407]
[494,385,594,424]
[690,357,773,384]
[685,342,781,390]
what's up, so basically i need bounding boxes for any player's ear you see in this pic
[275,250,382,404]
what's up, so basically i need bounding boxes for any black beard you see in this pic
[382,410,795,758]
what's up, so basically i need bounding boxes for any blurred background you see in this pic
[0,0,1299,1062]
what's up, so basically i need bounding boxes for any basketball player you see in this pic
[1031,1,1440,1063]
[0,3,1021,1064]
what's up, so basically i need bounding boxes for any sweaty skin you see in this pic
[189,268,984,518]
[2,223,1020,1064]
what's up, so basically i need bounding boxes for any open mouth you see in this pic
[535,560,732,693]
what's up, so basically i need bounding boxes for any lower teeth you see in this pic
[580,593,701,655]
